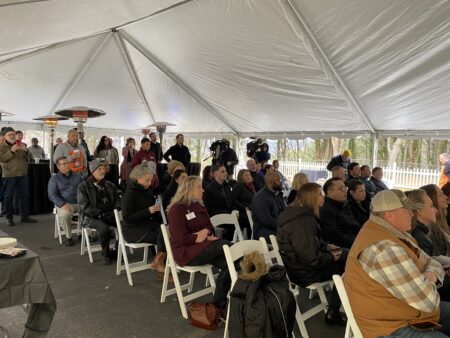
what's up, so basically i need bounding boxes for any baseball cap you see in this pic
[371,189,423,212]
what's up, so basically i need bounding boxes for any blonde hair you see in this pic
[420,184,450,237]
[167,176,203,211]
[128,164,153,181]
[292,172,309,190]
[292,183,322,217]
[167,160,185,175]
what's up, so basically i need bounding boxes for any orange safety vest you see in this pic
[68,148,85,173]
[439,166,448,188]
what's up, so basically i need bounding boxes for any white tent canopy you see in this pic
[0,0,449,137]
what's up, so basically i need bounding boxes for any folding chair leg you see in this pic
[188,272,195,293]
[80,229,86,255]
[122,243,133,286]
[317,285,329,314]
[206,268,216,289]
[85,229,94,264]
[116,244,123,276]
[173,266,188,319]
[142,246,148,264]
[295,303,309,338]
[223,305,231,338]
[160,264,171,303]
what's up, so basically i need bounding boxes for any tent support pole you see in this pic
[113,31,155,124]
[284,0,375,133]
[50,32,111,113]
[119,30,238,134]
[372,133,379,168]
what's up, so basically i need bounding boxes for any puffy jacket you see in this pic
[252,187,285,240]
[228,264,296,338]
[277,205,333,286]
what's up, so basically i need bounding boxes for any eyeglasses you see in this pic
[329,187,348,192]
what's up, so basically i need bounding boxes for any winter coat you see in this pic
[77,177,121,228]
[94,147,119,165]
[212,148,239,176]
[370,176,388,192]
[287,189,297,205]
[326,155,351,171]
[319,197,360,248]
[203,180,235,216]
[250,170,265,192]
[277,205,334,286]
[347,196,370,227]
[150,142,163,162]
[231,182,254,214]
[228,264,296,338]
[252,186,285,240]
[121,180,161,243]
[0,141,33,177]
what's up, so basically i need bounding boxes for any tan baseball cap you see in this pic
[371,189,423,212]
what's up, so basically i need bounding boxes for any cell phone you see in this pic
[409,320,442,332]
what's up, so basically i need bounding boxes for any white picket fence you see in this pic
[235,160,440,190]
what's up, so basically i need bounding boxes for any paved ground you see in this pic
[0,214,345,338]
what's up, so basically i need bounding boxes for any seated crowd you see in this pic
[43,134,450,337]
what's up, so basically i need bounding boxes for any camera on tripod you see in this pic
[209,139,230,162]
[246,138,270,163]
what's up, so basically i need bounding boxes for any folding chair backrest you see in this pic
[332,274,363,338]
[210,211,244,242]
[268,235,285,266]
[114,209,125,242]
[222,240,271,286]
[160,224,176,267]
[245,208,254,239]
[158,194,168,225]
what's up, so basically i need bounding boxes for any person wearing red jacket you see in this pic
[132,137,158,188]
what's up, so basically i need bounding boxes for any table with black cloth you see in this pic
[0,229,57,337]
[27,163,53,215]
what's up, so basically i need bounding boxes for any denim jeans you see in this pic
[379,301,450,337]
[4,175,29,220]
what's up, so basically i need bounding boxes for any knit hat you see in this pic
[342,149,351,158]
[371,189,422,212]
[89,159,104,173]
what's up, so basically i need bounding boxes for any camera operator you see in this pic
[211,139,239,178]
[246,138,270,165]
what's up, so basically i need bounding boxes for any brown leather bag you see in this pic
[187,302,220,330]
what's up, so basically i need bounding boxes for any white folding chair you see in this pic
[114,209,157,286]
[80,225,118,264]
[332,275,363,338]
[222,240,272,338]
[53,207,80,244]
[245,208,254,239]
[160,224,216,319]
[210,210,244,243]
[266,235,333,338]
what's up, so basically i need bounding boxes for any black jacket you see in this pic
[150,142,163,162]
[163,144,191,167]
[203,180,235,216]
[319,197,360,248]
[162,181,178,210]
[212,148,239,176]
[251,186,285,240]
[347,196,370,227]
[121,180,161,243]
[250,170,265,192]
[287,189,297,205]
[231,182,254,214]
[277,206,334,286]
[77,177,121,228]
[326,155,351,171]
[410,221,433,256]
[228,265,295,338]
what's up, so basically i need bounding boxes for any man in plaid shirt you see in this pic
[345,189,450,337]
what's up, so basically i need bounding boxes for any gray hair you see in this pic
[128,164,154,181]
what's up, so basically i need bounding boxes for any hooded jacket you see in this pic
[277,205,334,286]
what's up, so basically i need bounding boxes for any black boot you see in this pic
[324,306,347,326]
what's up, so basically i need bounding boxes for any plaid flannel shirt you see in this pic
[358,215,444,313]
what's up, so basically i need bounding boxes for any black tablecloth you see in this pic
[27,163,53,215]
[0,229,56,337]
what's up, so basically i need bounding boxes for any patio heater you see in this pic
[147,122,176,146]
[33,114,69,174]
[55,106,106,141]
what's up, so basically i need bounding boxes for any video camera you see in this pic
[246,138,269,160]
[209,139,230,161]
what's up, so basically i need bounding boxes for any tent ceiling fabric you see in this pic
[0,0,449,136]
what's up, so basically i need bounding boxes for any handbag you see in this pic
[187,302,220,330]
